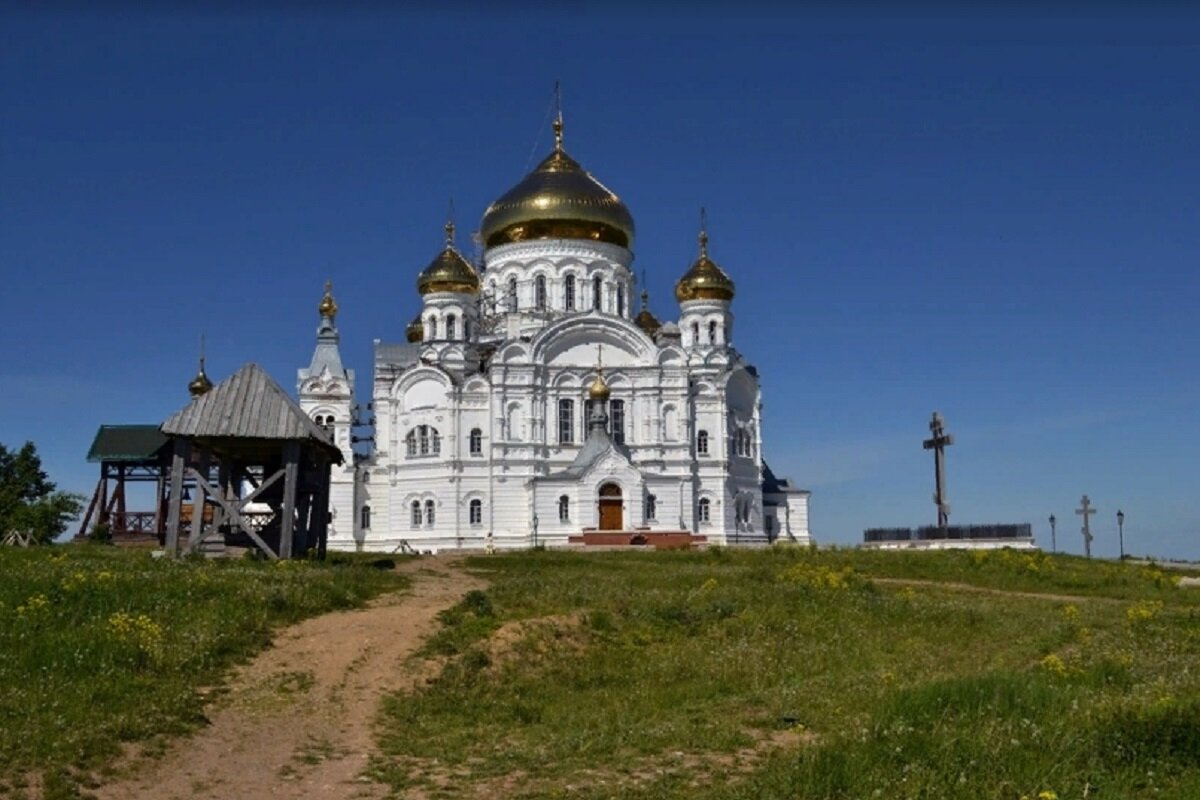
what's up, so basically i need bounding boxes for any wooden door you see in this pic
[599,500,623,530]
[598,483,623,530]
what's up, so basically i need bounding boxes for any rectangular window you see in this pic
[558,399,575,445]
[469,499,482,525]
[645,494,656,521]
[610,400,625,445]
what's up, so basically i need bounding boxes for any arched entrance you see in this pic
[598,482,623,531]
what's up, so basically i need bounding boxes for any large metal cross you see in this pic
[922,411,954,528]
[1076,494,1096,558]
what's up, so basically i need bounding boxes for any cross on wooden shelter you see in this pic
[922,411,954,527]
[1076,494,1096,558]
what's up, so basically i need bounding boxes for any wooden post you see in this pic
[279,441,300,559]
[115,465,127,535]
[154,474,166,540]
[98,470,109,527]
[164,439,189,556]
[313,457,330,561]
[187,447,210,552]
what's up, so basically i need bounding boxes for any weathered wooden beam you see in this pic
[279,442,300,560]
[77,478,103,538]
[164,439,189,556]
[313,458,331,561]
[186,447,210,552]
[185,467,278,559]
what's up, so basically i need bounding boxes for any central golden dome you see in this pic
[480,118,635,250]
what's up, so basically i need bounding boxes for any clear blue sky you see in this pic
[2,4,1197,557]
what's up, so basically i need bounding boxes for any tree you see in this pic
[0,441,84,544]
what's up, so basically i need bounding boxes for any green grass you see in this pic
[0,544,405,794]
[371,547,1200,799]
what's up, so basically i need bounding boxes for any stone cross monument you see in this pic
[922,411,954,528]
[1076,494,1096,558]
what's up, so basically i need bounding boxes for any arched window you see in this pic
[610,399,625,445]
[446,314,456,340]
[469,498,482,526]
[697,429,709,455]
[564,275,576,311]
[424,499,435,527]
[708,320,718,344]
[507,277,518,312]
[360,504,371,530]
[411,426,441,456]
[469,428,482,456]
[558,495,570,522]
[617,286,625,317]
[698,497,711,524]
[410,500,421,528]
[691,322,700,345]
[557,398,575,445]
[463,318,470,340]
[535,275,547,310]
[428,317,438,340]
[406,430,417,457]
[592,275,603,311]
[645,494,657,521]
[418,425,430,455]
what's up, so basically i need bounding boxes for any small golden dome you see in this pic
[405,313,424,343]
[188,358,213,397]
[675,228,735,303]
[318,280,338,318]
[634,289,661,337]
[588,371,611,402]
[417,221,481,295]
[480,115,635,250]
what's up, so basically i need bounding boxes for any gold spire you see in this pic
[675,208,735,303]
[318,280,338,319]
[588,344,611,401]
[188,337,213,397]
[553,80,564,151]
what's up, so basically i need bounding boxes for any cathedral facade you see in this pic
[297,117,811,552]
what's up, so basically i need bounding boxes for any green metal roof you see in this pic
[86,425,169,463]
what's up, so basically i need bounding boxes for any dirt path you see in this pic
[872,576,1122,604]
[92,557,483,800]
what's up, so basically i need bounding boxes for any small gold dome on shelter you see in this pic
[480,115,635,250]
[675,228,735,303]
[188,358,213,397]
[417,221,481,296]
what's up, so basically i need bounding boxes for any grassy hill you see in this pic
[372,547,1200,799]
[3,545,1198,799]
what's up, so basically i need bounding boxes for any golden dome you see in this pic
[405,313,424,343]
[480,116,635,250]
[318,280,338,318]
[417,221,481,295]
[675,229,735,303]
[588,370,611,402]
[188,357,213,397]
[634,290,661,337]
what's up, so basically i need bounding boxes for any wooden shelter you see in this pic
[160,363,342,559]
[78,425,172,542]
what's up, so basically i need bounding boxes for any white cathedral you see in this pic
[294,115,810,552]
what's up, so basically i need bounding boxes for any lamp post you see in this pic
[1117,509,1125,560]
[1048,514,1056,553]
